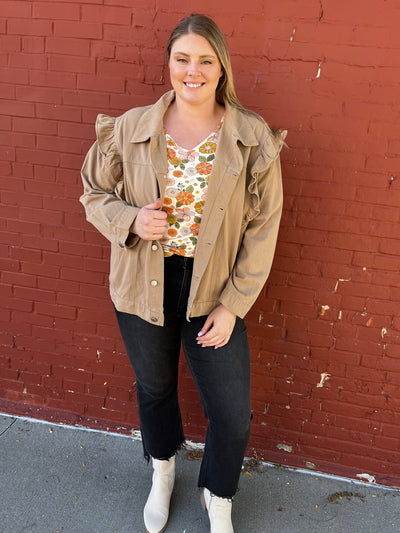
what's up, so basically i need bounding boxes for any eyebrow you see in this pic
[173,52,217,59]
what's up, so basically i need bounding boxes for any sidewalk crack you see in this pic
[0,417,17,437]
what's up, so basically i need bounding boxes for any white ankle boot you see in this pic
[201,488,234,533]
[144,456,175,533]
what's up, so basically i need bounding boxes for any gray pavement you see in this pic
[0,413,399,533]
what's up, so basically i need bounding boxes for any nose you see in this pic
[187,60,200,76]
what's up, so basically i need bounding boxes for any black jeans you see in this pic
[115,254,251,498]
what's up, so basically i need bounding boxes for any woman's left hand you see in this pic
[196,304,236,349]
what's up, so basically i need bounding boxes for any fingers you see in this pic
[197,328,229,349]
[131,198,167,240]
[196,305,236,349]
[214,338,230,349]
[197,316,212,337]
[198,333,230,349]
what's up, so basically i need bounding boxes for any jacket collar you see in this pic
[224,104,260,147]
[129,90,262,148]
[129,91,176,143]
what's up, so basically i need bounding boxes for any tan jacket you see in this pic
[80,91,286,325]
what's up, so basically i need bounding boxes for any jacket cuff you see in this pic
[115,205,140,248]
[218,284,251,319]
[124,233,140,248]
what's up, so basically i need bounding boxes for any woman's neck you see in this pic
[169,97,224,124]
[164,98,225,150]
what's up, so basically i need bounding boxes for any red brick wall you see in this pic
[1,0,400,486]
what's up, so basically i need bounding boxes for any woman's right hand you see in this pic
[130,198,168,240]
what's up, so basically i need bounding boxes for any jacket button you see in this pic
[118,243,124,248]
[151,317,158,323]
[151,244,158,251]
[150,280,158,287]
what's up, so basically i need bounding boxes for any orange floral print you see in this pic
[162,116,224,258]
[162,206,174,216]
[176,247,187,256]
[176,191,195,205]
[190,223,200,236]
[196,161,212,175]
[167,147,176,159]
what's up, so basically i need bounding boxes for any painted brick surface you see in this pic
[1,1,400,487]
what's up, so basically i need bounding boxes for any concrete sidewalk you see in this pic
[0,413,399,533]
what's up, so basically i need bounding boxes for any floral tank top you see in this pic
[161,118,224,257]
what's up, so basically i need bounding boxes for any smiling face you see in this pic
[168,33,223,109]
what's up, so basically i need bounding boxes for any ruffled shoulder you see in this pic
[94,114,122,182]
[247,128,286,220]
[252,128,287,175]
[95,114,119,156]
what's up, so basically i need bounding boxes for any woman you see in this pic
[81,13,286,533]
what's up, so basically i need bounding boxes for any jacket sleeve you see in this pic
[218,130,286,317]
[80,114,140,248]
